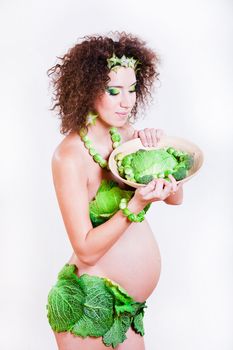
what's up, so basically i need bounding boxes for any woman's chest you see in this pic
[86,164,130,202]
[85,131,134,201]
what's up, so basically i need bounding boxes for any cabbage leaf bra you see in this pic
[89,180,134,227]
[89,179,151,227]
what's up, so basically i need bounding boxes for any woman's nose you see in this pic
[120,92,131,108]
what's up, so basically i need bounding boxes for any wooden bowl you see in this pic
[108,136,204,188]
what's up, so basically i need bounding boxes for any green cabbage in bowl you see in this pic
[114,147,194,184]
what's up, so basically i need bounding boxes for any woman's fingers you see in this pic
[177,182,183,190]
[156,129,165,140]
[138,129,149,146]
[143,128,153,147]
[138,128,165,147]
[140,176,180,201]
[160,180,174,198]
[135,175,181,204]
[151,179,165,197]
[139,179,156,196]
[143,179,170,200]
[151,129,159,146]
[168,174,178,194]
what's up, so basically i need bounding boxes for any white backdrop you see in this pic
[0,0,232,349]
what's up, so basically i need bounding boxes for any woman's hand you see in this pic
[164,181,183,205]
[129,175,180,212]
[133,128,165,147]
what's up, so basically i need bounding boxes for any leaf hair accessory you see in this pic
[107,53,140,73]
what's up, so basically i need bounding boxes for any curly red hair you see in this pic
[47,32,160,135]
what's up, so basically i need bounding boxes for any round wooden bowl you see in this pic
[108,136,204,188]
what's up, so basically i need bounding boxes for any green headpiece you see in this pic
[107,53,140,73]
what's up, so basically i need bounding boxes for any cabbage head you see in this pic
[115,147,194,184]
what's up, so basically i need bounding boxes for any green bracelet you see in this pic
[119,198,146,223]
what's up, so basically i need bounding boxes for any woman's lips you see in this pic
[116,112,129,117]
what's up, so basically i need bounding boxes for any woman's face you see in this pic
[94,67,137,127]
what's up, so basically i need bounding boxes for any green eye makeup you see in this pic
[106,87,120,96]
[129,83,136,93]
[106,83,137,96]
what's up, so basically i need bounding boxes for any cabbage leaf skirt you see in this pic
[46,263,147,348]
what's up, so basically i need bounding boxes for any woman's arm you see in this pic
[51,146,144,267]
[84,199,143,265]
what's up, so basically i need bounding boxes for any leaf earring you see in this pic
[85,112,98,126]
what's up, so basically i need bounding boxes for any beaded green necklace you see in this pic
[79,125,149,223]
[79,126,121,169]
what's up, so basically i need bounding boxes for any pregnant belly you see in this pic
[68,220,161,302]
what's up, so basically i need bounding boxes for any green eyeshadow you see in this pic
[106,87,120,95]
[129,83,136,92]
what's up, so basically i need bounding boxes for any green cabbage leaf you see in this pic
[46,264,146,348]
[89,180,134,227]
[132,149,177,178]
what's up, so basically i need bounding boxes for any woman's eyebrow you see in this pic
[107,81,137,88]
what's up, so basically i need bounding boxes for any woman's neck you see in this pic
[87,118,113,143]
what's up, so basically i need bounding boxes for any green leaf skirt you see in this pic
[46,264,147,348]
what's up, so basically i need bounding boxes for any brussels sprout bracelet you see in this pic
[119,198,150,223]
[115,147,194,184]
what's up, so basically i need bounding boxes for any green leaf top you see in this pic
[89,180,134,227]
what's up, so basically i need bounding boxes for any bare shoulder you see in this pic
[52,131,86,169]
[51,131,89,192]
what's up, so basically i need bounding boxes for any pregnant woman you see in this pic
[46,32,183,350]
